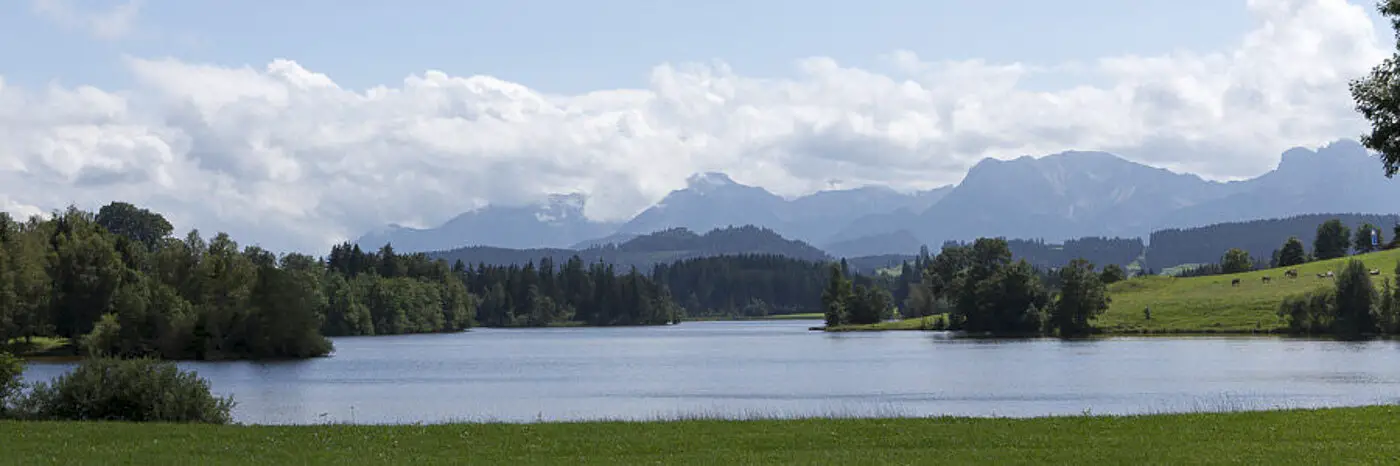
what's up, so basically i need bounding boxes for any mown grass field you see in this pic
[830,249,1400,334]
[3,406,1399,464]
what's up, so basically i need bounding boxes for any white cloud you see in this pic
[0,0,1390,253]
[31,0,141,41]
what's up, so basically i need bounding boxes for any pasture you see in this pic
[1098,248,1400,333]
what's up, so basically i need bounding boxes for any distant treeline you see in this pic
[1145,214,1400,270]
[461,256,682,327]
[864,215,1400,275]
[1162,217,1397,279]
[327,242,684,330]
[1003,237,1142,270]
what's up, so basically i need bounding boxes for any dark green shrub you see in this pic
[0,352,22,418]
[18,357,234,424]
[1278,289,1336,334]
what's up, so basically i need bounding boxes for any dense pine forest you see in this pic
[457,255,682,327]
[651,255,831,317]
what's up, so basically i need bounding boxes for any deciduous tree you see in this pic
[1278,236,1307,267]
[1355,223,1383,254]
[1220,248,1253,274]
[1314,219,1351,260]
[1051,259,1111,336]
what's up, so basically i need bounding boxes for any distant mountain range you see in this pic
[356,193,618,251]
[359,139,1400,257]
[422,213,1394,276]
[425,225,830,271]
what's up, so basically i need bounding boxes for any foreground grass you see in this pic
[830,249,1400,334]
[3,406,1400,464]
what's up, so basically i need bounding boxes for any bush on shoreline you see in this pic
[0,352,21,417]
[2,356,234,424]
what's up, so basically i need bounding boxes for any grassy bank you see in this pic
[5,337,75,358]
[823,315,944,332]
[687,313,825,322]
[827,249,1400,334]
[3,406,1399,464]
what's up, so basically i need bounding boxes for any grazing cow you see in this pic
[1285,269,1299,278]
[1231,278,1241,286]
[1261,276,1271,284]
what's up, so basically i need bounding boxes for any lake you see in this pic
[18,320,1400,424]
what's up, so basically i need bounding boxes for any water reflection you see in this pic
[19,320,1400,424]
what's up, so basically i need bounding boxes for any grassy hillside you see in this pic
[1099,248,1400,333]
[4,406,1399,464]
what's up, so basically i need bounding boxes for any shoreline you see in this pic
[813,319,1363,339]
[817,318,1290,335]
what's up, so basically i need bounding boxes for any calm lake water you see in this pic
[19,320,1400,424]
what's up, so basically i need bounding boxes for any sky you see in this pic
[0,0,1395,253]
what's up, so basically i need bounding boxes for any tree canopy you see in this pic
[1278,236,1308,267]
[1220,248,1253,274]
[1350,0,1400,177]
[1314,220,1352,261]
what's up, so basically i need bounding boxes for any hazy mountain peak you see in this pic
[685,172,739,190]
[545,192,587,207]
[1319,138,1366,156]
[356,191,616,252]
[535,193,588,222]
[1274,138,1370,175]
[1048,150,1128,165]
[1278,146,1317,166]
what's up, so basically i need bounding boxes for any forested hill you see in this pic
[916,237,1144,271]
[424,225,830,271]
[1145,213,1400,270]
[1006,237,1143,270]
[652,254,831,317]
